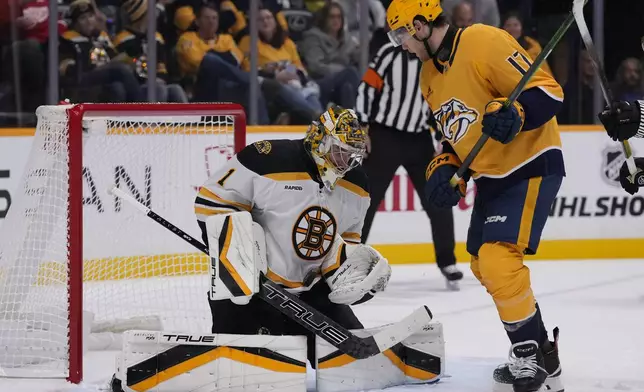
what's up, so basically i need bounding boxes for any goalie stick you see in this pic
[108,186,433,360]
[572,0,644,184]
[449,4,577,190]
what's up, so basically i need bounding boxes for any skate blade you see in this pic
[545,375,564,392]
[445,280,460,291]
[492,384,548,392]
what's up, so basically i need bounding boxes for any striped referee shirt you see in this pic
[356,42,430,133]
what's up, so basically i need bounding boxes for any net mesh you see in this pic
[0,104,239,378]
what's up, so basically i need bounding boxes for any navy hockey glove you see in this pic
[618,158,644,195]
[481,99,526,144]
[424,153,466,208]
[598,101,644,141]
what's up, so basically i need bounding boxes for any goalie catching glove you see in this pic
[324,241,392,305]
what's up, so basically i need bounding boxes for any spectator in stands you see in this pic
[502,11,553,76]
[239,7,324,120]
[612,58,644,102]
[175,1,272,123]
[559,49,595,124]
[59,0,142,102]
[451,1,473,28]
[231,0,289,37]
[167,0,246,47]
[441,0,500,27]
[336,0,385,43]
[298,2,361,109]
[113,0,188,102]
[0,0,67,118]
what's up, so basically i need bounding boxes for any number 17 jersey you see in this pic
[420,24,565,180]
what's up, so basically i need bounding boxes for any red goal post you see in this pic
[0,103,246,383]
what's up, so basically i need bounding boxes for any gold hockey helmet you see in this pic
[305,106,367,190]
[386,0,443,47]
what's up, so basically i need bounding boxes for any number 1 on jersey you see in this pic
[217,168,235,187]
[507,51,533,75]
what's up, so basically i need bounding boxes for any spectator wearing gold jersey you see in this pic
[298,2,361,110]
[238,7,324,122]
[168,0,246,46]
[176,1,273,123]
[502,11,553,76]
[59,0,142,102]
[113,0,188,102]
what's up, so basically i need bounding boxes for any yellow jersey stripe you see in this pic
[198,187,251,212]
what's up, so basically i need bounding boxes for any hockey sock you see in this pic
[503,302,546,345]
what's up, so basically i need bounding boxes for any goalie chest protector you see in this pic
[196,139,370,292]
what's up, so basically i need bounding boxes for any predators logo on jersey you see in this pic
[433,98,479,144]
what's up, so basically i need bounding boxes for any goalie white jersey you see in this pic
[195,139,370,292]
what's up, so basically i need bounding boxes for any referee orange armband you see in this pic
[425,153,462,181]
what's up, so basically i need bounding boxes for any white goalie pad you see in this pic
[115,330,307,392]
[315,322,445,392]
[206,212,267,303]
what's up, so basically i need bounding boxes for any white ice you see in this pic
[2,259,644,392]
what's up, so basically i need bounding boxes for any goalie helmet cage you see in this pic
[0,103,246,384]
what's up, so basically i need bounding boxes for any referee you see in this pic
[356,39,463,288]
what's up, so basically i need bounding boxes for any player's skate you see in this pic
[493,328,563,392]
[493,340,548,392]
[440,264,463,291]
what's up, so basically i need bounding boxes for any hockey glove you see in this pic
[618,157,644,195]
[326,243,392,305]
[481,98,525,144]
[424,152,466,208]
[598,100,644,141]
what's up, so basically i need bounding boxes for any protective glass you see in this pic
[387,26,413,47]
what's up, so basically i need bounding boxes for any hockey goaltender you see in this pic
[108,106,445,392]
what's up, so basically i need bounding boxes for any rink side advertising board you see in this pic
[1,125,643,267]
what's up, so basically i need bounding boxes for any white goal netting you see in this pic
[0,104,241,379]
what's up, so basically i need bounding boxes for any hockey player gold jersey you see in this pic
[419,24,564,178]
[386,1,565,392]
[195,138,370,292]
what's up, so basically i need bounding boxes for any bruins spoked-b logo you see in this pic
[433,98,479,144]
[292,206,337,261]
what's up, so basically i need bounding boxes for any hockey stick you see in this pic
[449,7,577,190]
[108,186,433,360]
[572,0,643,184]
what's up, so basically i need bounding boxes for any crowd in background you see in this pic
[0,0,643,127]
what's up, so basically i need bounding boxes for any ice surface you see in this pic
[2,259,644,392]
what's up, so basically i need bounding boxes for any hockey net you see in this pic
[0,103,246,382]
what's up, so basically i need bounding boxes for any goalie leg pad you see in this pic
[314,322,445,392]
[114,330,308,392]
[206,212,267,303]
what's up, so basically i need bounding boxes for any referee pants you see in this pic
[361,123,457,268]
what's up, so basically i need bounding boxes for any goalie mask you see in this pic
[305,106,367,191]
